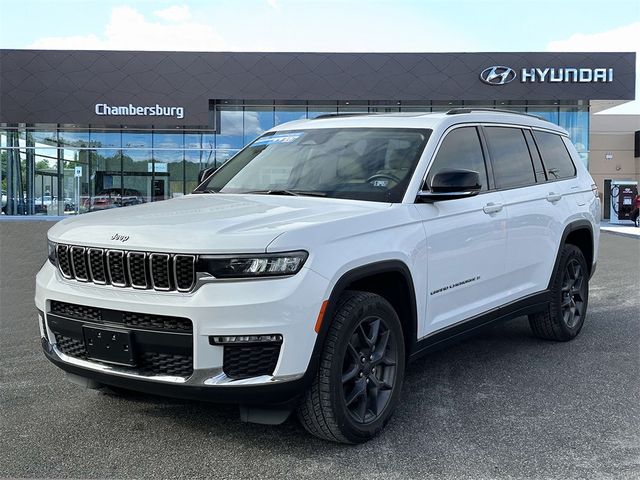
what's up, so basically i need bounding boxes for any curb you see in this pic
[600,228,640,240]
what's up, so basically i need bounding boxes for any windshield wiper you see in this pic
[193,189,218,194]
[244,190,326,197]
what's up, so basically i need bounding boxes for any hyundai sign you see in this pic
[481,66,615,85]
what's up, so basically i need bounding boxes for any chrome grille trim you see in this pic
[87,248,107,285]
[149,253,171,291]
[70,246,89,282]
[54,244,198,292]
[127,251,149,289]
[174,255,196,292]
[106,249,128,287]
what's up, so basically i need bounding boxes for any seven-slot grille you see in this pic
[55,244,196,292]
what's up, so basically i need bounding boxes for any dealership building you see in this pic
[0,49,636,216]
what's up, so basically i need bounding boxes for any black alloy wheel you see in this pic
[560,258,586,330]
[341,314,399,424]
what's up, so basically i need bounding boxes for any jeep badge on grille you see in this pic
[111,233,130,242]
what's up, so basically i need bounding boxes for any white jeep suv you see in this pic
[36,109,600,443]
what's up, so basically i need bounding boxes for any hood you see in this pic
[47,193,389,253]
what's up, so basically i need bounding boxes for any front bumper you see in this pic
[41,337,308,404]
[36,261,330,402]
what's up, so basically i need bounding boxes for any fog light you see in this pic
[209,334,283,345]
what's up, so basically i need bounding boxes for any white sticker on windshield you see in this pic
[253,132,304,146]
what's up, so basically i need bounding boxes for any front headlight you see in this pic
[47,239,57,266]
[197,251,308,278]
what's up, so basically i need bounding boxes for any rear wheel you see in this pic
[297,291,405,443]
[529,244,589,341]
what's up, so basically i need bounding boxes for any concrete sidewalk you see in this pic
[600,221,640,239]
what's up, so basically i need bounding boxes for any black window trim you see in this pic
[522,129,548,183]
[416,121,577,202]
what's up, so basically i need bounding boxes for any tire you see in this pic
[297,291,405,444]
[529,244,589,341]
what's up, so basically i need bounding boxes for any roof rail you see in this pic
[446,108,543,120]
[312,112,375,120]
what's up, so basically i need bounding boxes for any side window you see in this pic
[427,127,488,191]
[484,127,536,189]
[533,131,577,180]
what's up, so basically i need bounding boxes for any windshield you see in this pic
[195,127,431,202]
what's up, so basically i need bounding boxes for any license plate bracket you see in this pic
[82,325,136,366]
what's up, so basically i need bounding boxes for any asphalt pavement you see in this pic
[1,220,639,479]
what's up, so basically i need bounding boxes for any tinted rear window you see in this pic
[533,131,576,180]
[484,127,536,189]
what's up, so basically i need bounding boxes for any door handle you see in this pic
[546,192,562,203]
[483,202,503,214]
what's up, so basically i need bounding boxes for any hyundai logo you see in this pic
[480,66,517,85]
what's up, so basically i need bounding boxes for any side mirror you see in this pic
[198,166,216,184]
[416,169,481,202]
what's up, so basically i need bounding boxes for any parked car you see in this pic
[62,197,75,211]
[631,194,640,227]
[34,195,56,214]
[37,110,600,443]
[1,190,6,213]
[89,188,145,211]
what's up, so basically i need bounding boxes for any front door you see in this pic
[415,126,508,334]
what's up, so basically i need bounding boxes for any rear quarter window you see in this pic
[533,131,577,180]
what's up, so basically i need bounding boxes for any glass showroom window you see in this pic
[87,148,121,213]
[2,129,32,215]
[244,106,275,145]
[122,130,153,204]
[559,107,589,167]
[31,127,59,214]
[217,107,244,164]
[152,132,185,201]
[89,130,123,213]
[527,107,560,125]
[185,132,215,192]
[275,106,306,126]
[59,129,90,148]
[31,127,58,148]
[56,130,92,215]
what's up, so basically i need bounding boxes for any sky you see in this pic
[0,0,639,111]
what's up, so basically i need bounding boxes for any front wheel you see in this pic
[297,291,405,443]
[529,244,589,341]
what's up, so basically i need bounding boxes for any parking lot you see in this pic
[1,220,638,479]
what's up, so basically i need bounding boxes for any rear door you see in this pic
[415,126,508,333]
[482,126,561,302]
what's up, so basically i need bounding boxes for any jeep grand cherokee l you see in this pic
[36,110,600,443]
